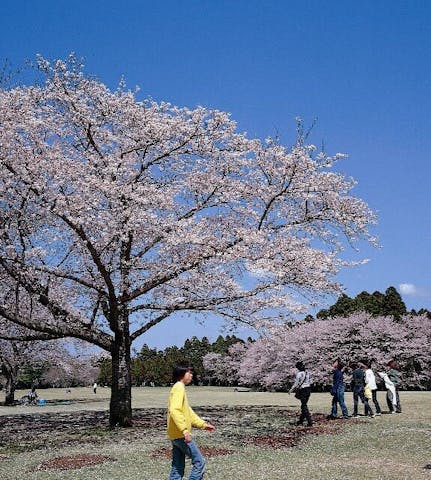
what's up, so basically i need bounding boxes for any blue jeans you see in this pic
[353,385,373,416]
[331,386,349,417]
[169,438,206,480]
[371,389,382,414]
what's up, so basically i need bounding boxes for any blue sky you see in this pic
[1,0,430,349]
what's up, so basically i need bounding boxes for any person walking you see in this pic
[377,371,397,413]
[328,358,349,419]
[364,360,381,416]
[386,360,402,413]
[167,362,215,480]
[351,362,374,417]
[289,361,313,427]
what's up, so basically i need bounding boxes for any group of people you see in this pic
[289,358,402,425]
[166,359,402,479]
[327,358,402,419]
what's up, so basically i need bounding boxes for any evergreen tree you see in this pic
[382,286,407,321]
[317,293,357,319]
[316,287,407,320]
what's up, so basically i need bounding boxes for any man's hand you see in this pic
[184,431,192,443]
[204,423,215,432]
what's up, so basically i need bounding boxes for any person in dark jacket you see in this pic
[351,362,374,417]
[27,386,38,405]
[386,360,402,413]
[328,358,349,419]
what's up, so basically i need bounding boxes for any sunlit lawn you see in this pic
[0,388,430,480]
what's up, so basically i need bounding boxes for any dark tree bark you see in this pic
[109,319,133,427]
[2,364,18,406]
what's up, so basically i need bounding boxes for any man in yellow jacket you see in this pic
[167,363,215,480]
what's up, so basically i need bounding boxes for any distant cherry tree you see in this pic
[238,313,431,390]
[0,272,71,404]
[203,342,249,386]
[0,55,376,426]
[0,329,71,404]
[41,354,100,388]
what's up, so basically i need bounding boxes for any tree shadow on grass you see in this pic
[0,406,352,471]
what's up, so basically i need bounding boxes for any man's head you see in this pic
[295,361,305,371]
[387,359,398,369]
[333,358,344,370]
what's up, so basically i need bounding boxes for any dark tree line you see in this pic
[313,286,429,321]
[96,335,246,387]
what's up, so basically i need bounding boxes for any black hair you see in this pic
[335,358,344,369]
[295,361,305,371]
[172,362,194,382]
[387,359,398,369]
[362,358,371,368]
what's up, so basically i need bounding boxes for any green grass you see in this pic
[0,388,430,480]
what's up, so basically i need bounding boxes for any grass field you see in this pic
[0,387,430,480]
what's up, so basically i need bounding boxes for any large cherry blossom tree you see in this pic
[0,55,376,426]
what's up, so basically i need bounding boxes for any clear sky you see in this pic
[1,0,430,349]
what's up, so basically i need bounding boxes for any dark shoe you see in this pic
[326,415,336,420]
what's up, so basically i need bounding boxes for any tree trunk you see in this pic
[3,368,16,406]
[109,328,133,427]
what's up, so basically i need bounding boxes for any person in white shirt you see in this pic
[289,361,313,427]
[364,360,381,415]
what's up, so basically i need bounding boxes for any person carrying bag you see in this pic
[289,361,313,427]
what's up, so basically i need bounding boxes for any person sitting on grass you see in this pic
[167,362,215,480]
[27,386,38,405]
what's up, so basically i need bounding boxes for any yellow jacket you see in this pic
[167,381,207,440]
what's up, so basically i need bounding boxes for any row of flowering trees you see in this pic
[204,313,431,390]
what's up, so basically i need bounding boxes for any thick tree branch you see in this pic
[130,311,172,341]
